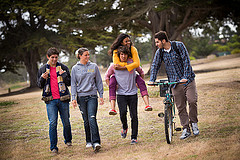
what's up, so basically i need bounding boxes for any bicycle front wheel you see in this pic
[164,104,173,144]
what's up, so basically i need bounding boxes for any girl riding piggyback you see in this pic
[105,33,153,115]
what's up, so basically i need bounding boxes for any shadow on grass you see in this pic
[194,66,240,74]
[0,87,41,97]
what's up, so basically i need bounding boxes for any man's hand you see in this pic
[59,69,65,75]
[72,100,78,109]
[99,98,104,105]
[148,81,154,85]
[180,79,188,84]
[147,81,157,86]
[41,72,49,79]
[114,64,127,70]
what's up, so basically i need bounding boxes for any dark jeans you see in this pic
[117,94,138,139]
[77,95,101,144]
[46,99,72,151]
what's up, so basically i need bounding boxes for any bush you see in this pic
[231,48,240,54]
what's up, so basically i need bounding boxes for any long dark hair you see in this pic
[108,33,133,56]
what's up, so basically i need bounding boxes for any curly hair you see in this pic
[117,46,132,59]
[108,33,133,56]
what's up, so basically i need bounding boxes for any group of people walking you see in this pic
[37,31,199,154]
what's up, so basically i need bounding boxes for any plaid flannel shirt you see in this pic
[150,41,195,85]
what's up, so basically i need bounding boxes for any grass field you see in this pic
[0,54,239,160]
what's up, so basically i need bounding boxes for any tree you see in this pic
[214,34,240,54]
[1,0,239,86]
[0,0,113,87]
[134,37,152,62]
[61,0,240,73]
[0,0,65,87]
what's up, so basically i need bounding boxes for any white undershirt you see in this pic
[164,46,171,53]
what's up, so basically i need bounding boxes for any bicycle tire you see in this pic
[164,104,173,144]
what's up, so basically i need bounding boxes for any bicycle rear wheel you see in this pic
[164,104,173,144]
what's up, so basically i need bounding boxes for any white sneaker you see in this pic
[192,123,199,135]
[180,128,191,139]
[66,142,72,146]
[86,143,92,148]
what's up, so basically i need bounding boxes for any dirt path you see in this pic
[0,54,239,160]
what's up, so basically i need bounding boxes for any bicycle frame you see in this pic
[161,82,177,119]
[149,81,183,144]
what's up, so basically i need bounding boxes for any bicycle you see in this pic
[148,79,184,144]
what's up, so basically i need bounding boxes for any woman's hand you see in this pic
[72,100,78,109]
[99,98,104,105]
[106,79,110,86]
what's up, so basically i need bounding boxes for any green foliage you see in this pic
[213,44,229,52]
[0,101,17,106]
[189,56,196,60]
[193,38,217,57]
[213,34,240,54]
[0,0,66,87]
[10,85,24,90]
[1,0,240,87]
[231,48,240,54]
[96,47,112,68]
[183,33,217,58]
[65,54,78,72]
[134,37,152,62]
[0,66,28,84]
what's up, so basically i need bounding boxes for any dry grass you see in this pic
[0,54,240,160]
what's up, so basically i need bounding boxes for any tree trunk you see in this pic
[23,50,39,88]
[141,7,199,76]
[145,9,168,76]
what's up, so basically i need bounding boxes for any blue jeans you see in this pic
[77,95,101,144]
[46,99,72,151]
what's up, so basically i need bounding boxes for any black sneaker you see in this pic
[180,128,191,139]
[130,139,138,145]
[93,143,101,152]
[51,149,58,154]
[121,128,128,138]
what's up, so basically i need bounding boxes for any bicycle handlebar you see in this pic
[148,81,185,86]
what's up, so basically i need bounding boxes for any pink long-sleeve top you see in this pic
[105,59,144,80]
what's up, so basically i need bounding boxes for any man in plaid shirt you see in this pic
[149,31,199,139]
